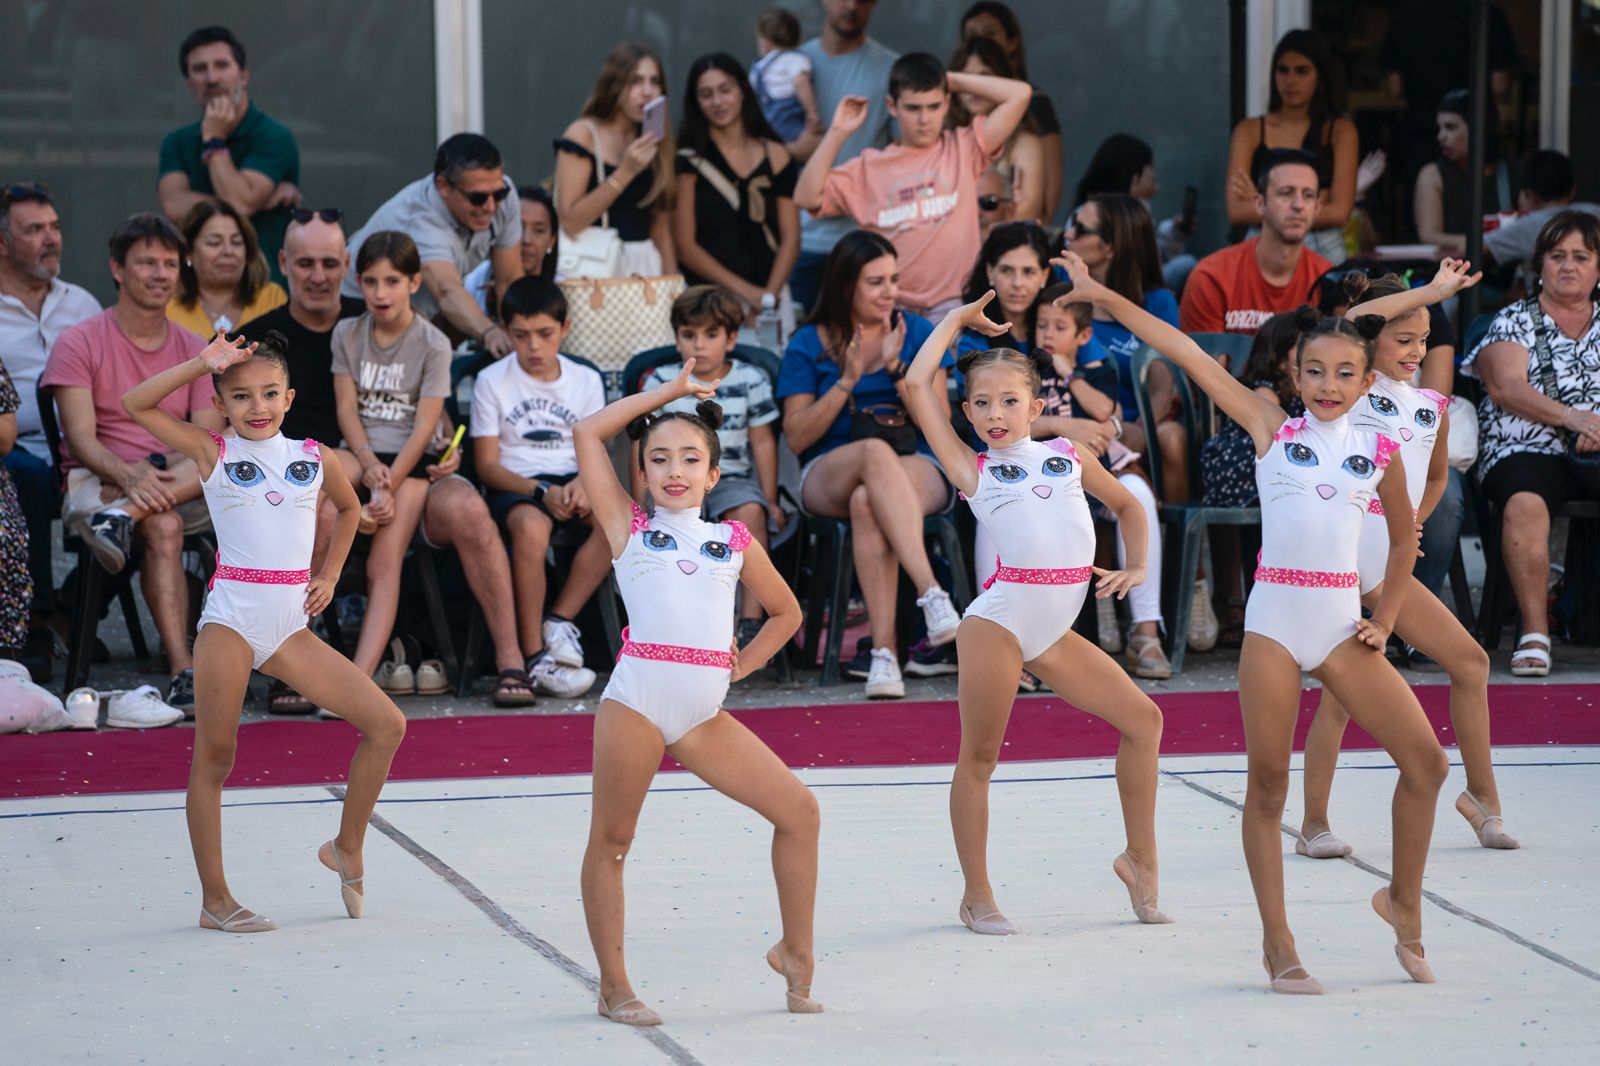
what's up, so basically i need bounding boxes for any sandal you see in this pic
[492,669,536,708]
[267,678,315,715]
[1125,633,1172,679]
[1510,632,1551,677]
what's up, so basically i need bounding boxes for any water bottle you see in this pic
[755,292,782,351]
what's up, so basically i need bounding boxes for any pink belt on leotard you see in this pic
[1253,565,1359,589]
[209,564,312,588]
[982,559,1094,591]
[1367,499,1421,521]
[618,626,733,670]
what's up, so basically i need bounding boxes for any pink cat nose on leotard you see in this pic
[677,559,698,575]
[1399,428,1414,441]
[1317,484,1336,499]
[1032,485,1052,499]
[265,491,283,506]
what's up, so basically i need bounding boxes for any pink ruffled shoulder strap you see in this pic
[724,520,753,551]
[302,438,322,458]
[1273,416,1307,442]
[1373,433,1401,469]
[629,501,650,533]
[1045,437,1080,462]
[207,430,226,460]
[1416,388,1450,416]
[975,452,989,475]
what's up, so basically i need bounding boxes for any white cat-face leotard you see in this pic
[196,432,324,669]
[960,438,1098,660]
[1243,413,1399,669]
[600,503,751,743]
[1350,375,1447,593]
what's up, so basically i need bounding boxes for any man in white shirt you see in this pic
[0,183,102,624]
[1484,150,1600,274]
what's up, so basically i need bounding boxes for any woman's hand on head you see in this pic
[200,332,257,373]
[1430,257,1483,299]
[673,358,720,401]
[952,291,1011,338]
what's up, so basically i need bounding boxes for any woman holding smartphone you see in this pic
[556,42,677,275]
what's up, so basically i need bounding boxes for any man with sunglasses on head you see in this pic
[158,26,301,286]
[342,134,523,359]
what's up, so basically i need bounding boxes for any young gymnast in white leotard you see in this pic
[1299,261,1519,857]
[123,331,407,934]
[572,361,820,1026]
[902,294,1170,937]
[1059,251,1450,994]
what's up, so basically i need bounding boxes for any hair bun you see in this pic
[1352,313,1387,341]
[695,399,725,431]
[1029,348,1054,378]
[1292,305,1323,332]
[625,414,651,441]
[1339,271,1371,305]
[259,328,289,354]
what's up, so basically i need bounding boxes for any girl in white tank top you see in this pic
[123,330,406,937]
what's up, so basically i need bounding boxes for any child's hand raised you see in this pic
[950,291,1011,338]
[1429,258,1483,299]
[830,95,870,136]
[200,331,257,373]
[673,358,720,401]
[1048,251,1105,305]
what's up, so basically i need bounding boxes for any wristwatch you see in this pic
[530,481,549,504]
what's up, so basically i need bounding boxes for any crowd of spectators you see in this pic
[3,3,1597,725]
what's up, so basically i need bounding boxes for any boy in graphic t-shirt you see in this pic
[794,52,1032,318]
[469,276,607,698]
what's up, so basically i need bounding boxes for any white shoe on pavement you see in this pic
[104,685,184,729]
[542,619,586,668]
[864,647,905,699]
[529,653,596,698]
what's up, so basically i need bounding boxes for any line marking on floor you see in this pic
[1165,770,1600,984]
[326,785,705,1066]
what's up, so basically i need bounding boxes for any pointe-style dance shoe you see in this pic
[319,840,364,919]
[1295,830,1354,859]
[767,942,824,1013]
[959,900,1019,935]
[1112,852,1174,924]
[1456,791,1520,850]
[1371,887,1435,983]
[199,906,277,933]
[1262,955,1324,995]
[597,992,663,1026]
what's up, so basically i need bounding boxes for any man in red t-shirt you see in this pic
[1180,149,1333,335]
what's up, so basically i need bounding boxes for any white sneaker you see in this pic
[864,647,904,699]
[64,687,100,730]
[917,587,961,647]
[529,653,596,698]
[1096,597,1123,653]
[542,618,586,667]
[1187,578,1219,652]
[104,685,184,729]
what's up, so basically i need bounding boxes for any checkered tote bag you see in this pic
[557,273,684,370]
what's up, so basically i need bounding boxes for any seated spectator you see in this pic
[1180,149,1333,336]
[976,167,1015,243]
[0,183,101,637]
[776,230,962,699]
[751,7,819,143]
[158,26,300,286]
[1200,311,1305,509]
[1074,134,1196,292]
[1415,89,1514,259]
[947,36,1043,223]
[1484,150,1600,276]
[330,232,456,692]
[1461,210,1600,677]
[555,42,677,277]
[954,222,1059,361]
[794,51,1031,319]
[470,277,609,698]
[463,186,559,316]
[40,213,220,719]
[674,53,801,329]
[636,285,784,646]
[167,200,286,336]
[958,1,1063,221]
[344,134,523,357]
[0,357,28,656]
[1225,29,1357,265]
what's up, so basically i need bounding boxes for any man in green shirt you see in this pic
[157,26,300,285]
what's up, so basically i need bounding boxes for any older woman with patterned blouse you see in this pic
[1461,210,1600,676]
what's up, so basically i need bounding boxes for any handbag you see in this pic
[556,121,625,278]
[558,273,684,370]
[846,397,917,455]
[1526,296,1600,495]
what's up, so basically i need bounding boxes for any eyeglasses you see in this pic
[1,182,50,206]
[290,207,343,225]
[450,182,512,207]
[1066,213,1103,240]
[977,193,1014,212]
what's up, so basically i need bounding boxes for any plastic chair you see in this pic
[1129,346,1260,674]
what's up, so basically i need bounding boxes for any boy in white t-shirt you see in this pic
[470,277,607,697]
[751,7,819,143]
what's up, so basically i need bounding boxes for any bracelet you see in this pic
[480,323,503,343]
[832,379,855,396]
[885,362,906,382]
[200,137,228,161]
[354,443,375,457]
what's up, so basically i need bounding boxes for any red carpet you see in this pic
[2,684,1596,799]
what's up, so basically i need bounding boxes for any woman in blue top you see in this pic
[1064,193,1188,500]
[777,231,962,700]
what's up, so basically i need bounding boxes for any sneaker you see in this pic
[904,637,959,677]
[375,660,414,695]
[543,618,585,668]
[843,635,875,680]
[167,669,197,716]
[1187,578,1219,652]
[864,647,904,699]
[735,617,764,649]
[1096,597,1124,654]
[917,587,961,647]
[71,510,133,575]
[528,652,596,698]
[104,685,184,728]
[64,687,101,729]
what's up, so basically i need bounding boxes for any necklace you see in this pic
[199,293,241,334]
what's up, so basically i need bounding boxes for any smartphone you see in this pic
[642,96,667,140]
[1181,185,1199,231]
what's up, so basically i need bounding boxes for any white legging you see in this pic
[973,471,1164,631]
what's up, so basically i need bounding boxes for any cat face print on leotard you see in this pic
[622,520,743,592]
[1354,385,1440,452]
[1261,421,1383,513]
[209,444,322,514]
[979,449,1084,515]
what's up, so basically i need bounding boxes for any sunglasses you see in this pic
[977,193,1013,212]
[290,207,343,225]
[1,182,50,206]
[1066,213,1103,240]
[451,182,512,207]
[857,402,907,427]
